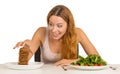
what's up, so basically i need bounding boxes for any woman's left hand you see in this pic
[54,59,78,66]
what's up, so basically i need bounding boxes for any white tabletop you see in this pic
[0,64,120,74]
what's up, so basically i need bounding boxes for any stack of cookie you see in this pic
[18,47,29,65]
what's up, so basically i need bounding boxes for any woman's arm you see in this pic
[26,27,46,60]
[13,27,46,60]
[76,28,99,55]
[54,59,78,66]
[54,28,99,66]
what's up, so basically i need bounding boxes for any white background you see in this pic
[0,0,120,64]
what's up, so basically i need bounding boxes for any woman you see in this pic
[13,5,99,66]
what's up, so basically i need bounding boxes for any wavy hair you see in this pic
[47,5,77,59]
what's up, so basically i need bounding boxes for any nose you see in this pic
[52,26,57,32]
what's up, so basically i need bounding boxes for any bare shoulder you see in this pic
[75,27,85,41]
[32,27,47,43]
[76,27,82,31]
[37,27,46,32]
[35,27,46,35]
[75,27,84,35]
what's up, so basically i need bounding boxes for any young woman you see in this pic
[13,5,99,66]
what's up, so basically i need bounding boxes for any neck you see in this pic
[49,35,62,43]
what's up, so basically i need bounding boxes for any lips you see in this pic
[53,32,59,37]
[51,31,60,37]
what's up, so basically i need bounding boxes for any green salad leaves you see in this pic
[71,54,107,66]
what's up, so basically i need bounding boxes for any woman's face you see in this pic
[48,15,67,40]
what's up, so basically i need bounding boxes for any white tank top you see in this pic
[41,29,61,63]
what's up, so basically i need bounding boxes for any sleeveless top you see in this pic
[41,29,61,63]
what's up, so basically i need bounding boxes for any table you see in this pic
[0,64,120,74]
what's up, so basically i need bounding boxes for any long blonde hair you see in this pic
[47,5,77,59]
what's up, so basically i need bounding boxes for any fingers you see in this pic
[54,59,64,66]
[13,41,24,49]
[54,59,78,66]
[13,39,31,49]
[54,59,70,66]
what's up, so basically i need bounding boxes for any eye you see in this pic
[57,24,62,28]
[49,23,54,27]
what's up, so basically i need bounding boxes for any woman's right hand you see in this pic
[13,39,31,49]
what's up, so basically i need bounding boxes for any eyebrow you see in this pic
[49,20,63,25]
[57,22,63,24]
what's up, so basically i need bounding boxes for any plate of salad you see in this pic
[70,54,107,70]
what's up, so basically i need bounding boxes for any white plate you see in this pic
[70,65,108,70]
[4,62,44,70]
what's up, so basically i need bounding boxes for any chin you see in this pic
[52,36,61,40]
[53,37,60,40]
